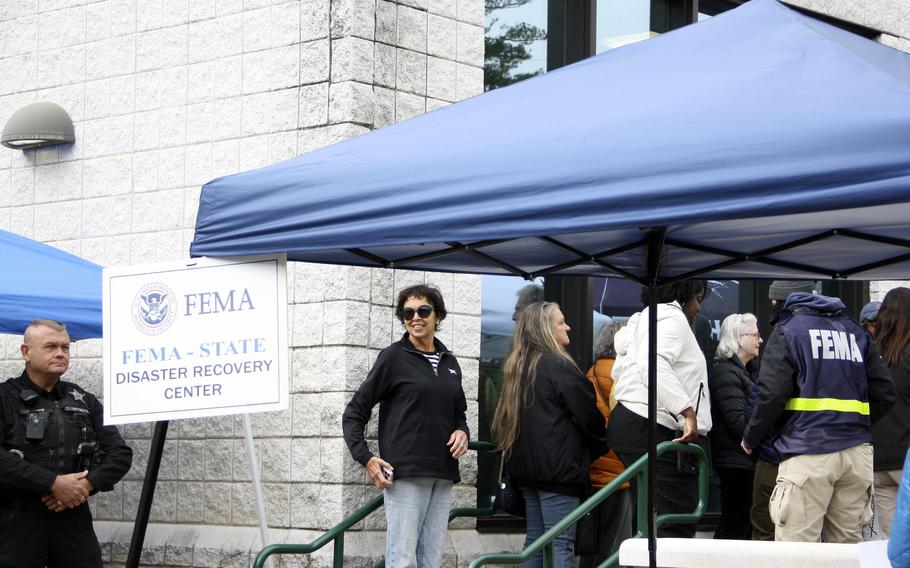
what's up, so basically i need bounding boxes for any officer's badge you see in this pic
[69,390,86,403]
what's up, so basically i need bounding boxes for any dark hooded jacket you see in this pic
[743,293,895,459]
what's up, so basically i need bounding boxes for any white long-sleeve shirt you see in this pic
[612,301,712,435]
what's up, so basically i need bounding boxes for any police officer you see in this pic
[0,319,132,567]
[742,292,895,543]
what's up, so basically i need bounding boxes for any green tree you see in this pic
[485,0,547,90]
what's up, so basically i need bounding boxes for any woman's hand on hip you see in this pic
[447,429,469,459]
[366,456,394,489]
[672,408,699,444]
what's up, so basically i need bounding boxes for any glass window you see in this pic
[484,0,548,90]
[596,0,654,53]
[590,277,740,358]
[477,275,544,515]
[696,280,741,361]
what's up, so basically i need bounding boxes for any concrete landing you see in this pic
[619,538,861,568]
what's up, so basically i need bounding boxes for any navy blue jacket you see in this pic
[744,379,780,465]
[743,293,895,459]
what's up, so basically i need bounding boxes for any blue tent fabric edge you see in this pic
[0,229,103,340]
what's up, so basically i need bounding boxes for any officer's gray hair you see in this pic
[715,313,757,360]
[24,319,68,341]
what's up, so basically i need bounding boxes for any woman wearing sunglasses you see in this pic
[343,284,469,568]
[493,302,607,568]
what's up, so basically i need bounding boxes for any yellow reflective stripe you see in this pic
[785,397,870,415]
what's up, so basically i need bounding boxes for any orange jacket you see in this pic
[587,359,629,490]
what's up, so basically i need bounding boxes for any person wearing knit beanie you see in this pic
[768,280,819,302]
[750,279,820,540]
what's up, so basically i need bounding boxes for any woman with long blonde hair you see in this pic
[493,302,607,568]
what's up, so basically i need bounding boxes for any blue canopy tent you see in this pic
[192,0,910,283]
[187,0,910,564]
[0,229,102,340]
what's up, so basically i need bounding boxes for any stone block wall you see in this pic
[0,0,490,564]
[785,0,908,47]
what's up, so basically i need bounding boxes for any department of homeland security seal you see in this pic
[132,283,177,335]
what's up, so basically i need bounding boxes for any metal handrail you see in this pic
[252,440,499,568]
[468,441,710,568]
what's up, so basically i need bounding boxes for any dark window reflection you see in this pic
[484,0,548,90]
[478,275,543,514]
[591,278,740,359]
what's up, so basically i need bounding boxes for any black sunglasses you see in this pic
[402,305,434,320]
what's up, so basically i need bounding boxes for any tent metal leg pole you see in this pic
[126,420,169,568]
[647,285,657,568]
[645,229,663,568]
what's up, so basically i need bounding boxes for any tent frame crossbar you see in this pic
[346,240,524,276]
[664,228,910,282]
[390,239,513,267]
[346,248,391,266]
[457,244,531,278]
[535,236,648,283]
[343,228,910,282]
[349,237,648,282]
[663,233,838,281]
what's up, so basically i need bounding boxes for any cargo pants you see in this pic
[770,443,872,543]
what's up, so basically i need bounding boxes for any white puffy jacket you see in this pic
[612,301,712,435]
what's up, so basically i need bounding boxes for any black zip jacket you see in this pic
[872,345,910,471]
[709,356,757,471]
[0,371,133,503]
[342,334,469,482]
[508,352,607,497]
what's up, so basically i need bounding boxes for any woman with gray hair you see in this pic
[709,313,762,539]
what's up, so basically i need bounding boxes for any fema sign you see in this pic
[102,256,289,425]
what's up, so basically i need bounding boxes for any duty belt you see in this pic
[785,397,870,415]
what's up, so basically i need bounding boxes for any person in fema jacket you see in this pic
[742,292,895,543]
[342,284,469,568]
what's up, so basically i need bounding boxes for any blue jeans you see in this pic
[384,478,454,568]
[520,487,580,568]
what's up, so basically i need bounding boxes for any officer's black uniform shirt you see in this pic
[0,371,132,502]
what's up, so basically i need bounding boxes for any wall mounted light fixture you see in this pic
[1,102,75,150]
